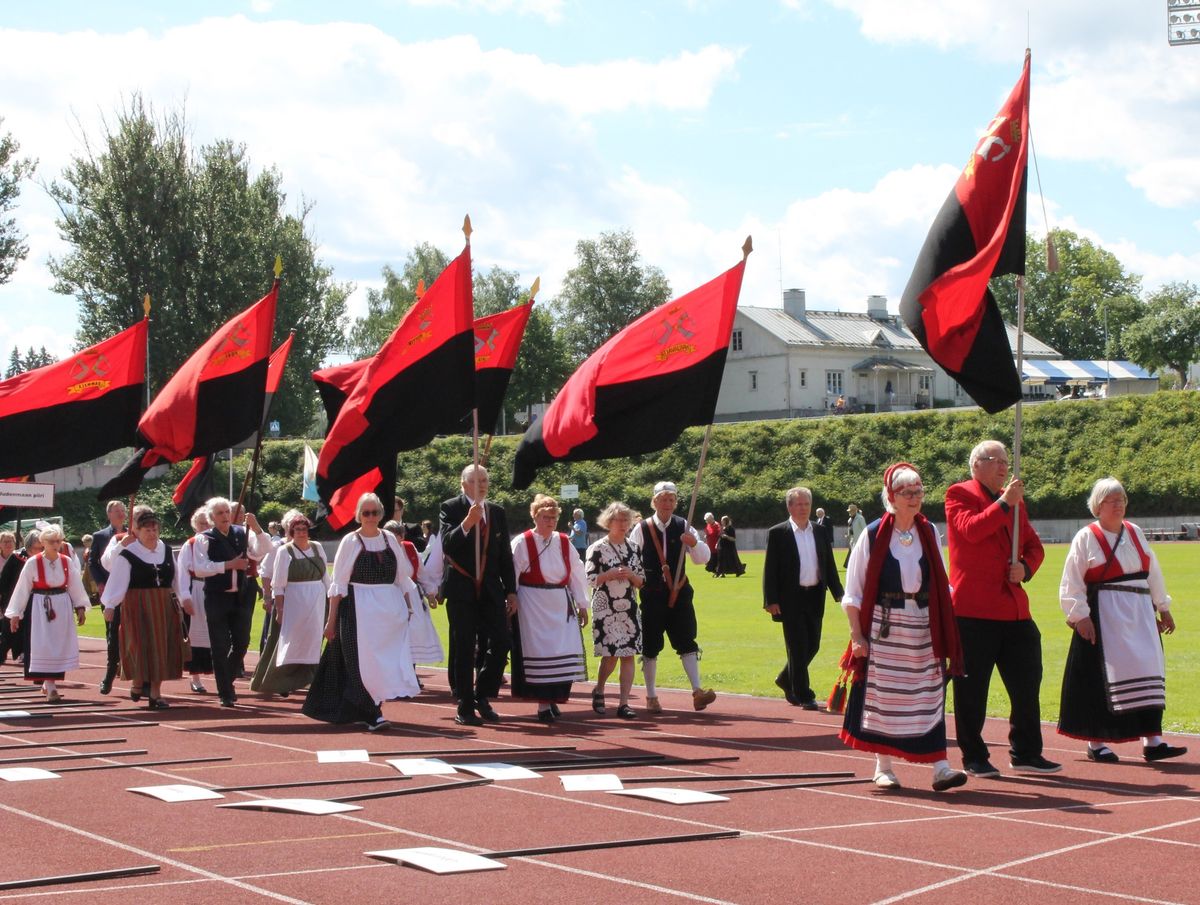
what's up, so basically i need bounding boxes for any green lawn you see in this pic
[77,543,1199,731]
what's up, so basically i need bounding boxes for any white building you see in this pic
[715,289,1060,421]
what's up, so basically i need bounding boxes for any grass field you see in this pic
[76,542,1199,731]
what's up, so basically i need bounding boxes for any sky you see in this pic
[1,0,1198,364]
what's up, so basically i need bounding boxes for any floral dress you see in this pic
[586,537,645,657]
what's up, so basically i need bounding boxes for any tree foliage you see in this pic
[46,95,350,435]
[0,116,36,286]
[3,345,54,379]
[992,229,1143,359]
[552,229,671,364]
[1123,281,1200,386]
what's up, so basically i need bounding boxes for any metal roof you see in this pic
[1021,360,1155,384]
[738,306,1060,357]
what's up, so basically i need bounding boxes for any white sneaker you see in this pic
[932,765,968,792]
[873,770,901,789]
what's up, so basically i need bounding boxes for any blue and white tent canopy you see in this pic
[1021,360,1154,385]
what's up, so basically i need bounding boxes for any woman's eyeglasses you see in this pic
[895,487,925,500]
[360,509,382,517]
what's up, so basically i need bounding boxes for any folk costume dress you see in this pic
[5,552,89,682]
[400,535,444,665]
[251,541,328,695]
[175,536,213,675]
[1058,521,1172,742]
[100,541,186,686]
[509,531,589,704]
[303,531,421,726]
[839,516,963,763]
[585,536,644,658]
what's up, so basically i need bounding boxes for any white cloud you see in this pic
[407,0,566,25]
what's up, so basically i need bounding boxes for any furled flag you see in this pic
[312,357,367,427]
[0,319,148,480]
[512,242,749,490]
[462,299,535,435]
[301,444,321,503]
[899,51,1030,414]
[316,244,474,504]
[99,282,279,497]
[172,455,215,521]
[259,331,295,430]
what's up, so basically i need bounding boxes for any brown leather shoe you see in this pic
[645,695,663,714]
[692,688,716,711]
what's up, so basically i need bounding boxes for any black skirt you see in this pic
[302,591,382,725]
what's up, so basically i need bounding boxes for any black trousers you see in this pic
[775,588,825,703]
[205,587,254,700]
[0,609,23,663]
[446,594,510,705]
[103,604,121,680]
[639,583,699,659]
[952,616,1045,762]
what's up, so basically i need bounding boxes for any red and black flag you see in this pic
[100,282,279,497]
[899,51,1030,414]
[260,331,294,429]
[316,245,474,504]
[325,458,398,532]
[172,455,215,519]
[0,319,148,480]
[512,247,748,490]
[312,357,367,427]
[468,299,534,435]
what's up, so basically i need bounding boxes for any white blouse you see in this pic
[191,527,272,577]
[99,540,181,610]
[510,531,590,611]
[270,542,329,595]
[1059,522,1170,623]
[841,522,945,611]
[5,553,90,618]
[328,531,414,598]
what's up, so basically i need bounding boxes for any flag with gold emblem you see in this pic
[513,253,746,490]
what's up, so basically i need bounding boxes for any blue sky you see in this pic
[1,1,1197,362]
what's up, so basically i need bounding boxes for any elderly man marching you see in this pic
[629,480,716,713]
[946,440,1061,777]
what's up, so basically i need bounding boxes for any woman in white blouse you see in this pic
[1057,477,1186,764]
[302,493,420,731]
[5,525,88,702]
[176,507,214,694]
[100,509,185,709]
[252,510,328,696]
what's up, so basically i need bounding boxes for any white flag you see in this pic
[302,444,320,502]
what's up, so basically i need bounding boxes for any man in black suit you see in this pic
[88,500,127,694]
[763,487,844,710]
[814,507,836,548]
[438,464,518,727]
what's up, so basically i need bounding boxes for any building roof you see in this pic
[737,306,1060,357]
[1021,360,1155,384]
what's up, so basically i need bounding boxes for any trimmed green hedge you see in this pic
[37,390,1200,540]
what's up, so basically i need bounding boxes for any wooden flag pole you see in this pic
[0,865,160,893]
[481,830,739,860]
[0,749,146,766]
[1011,275,1026,566]
[0,721,159,734]
[330,776,491,803]
[463,216,483,585]
[216,775,412,793]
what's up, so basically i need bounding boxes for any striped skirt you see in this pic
[118,587,185,684]
[840,598,947,763]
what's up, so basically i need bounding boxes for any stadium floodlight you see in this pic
[1168,0,1200,45]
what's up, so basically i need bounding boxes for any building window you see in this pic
[798,369,807,388]
[748,370,758,391]
[954,381,963,397]
[730,329,743,352]
[825,370,843,395]
[918,375,932,393]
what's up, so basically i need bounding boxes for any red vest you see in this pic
[32,553,69,591]
[518,531,571,588]
[1083,521,1149,584]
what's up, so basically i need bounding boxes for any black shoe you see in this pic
[475,699,501,723]
[549,702,561,718]
[148,698,170,710]
[129,686,142,703]
[1087,746,1120,764]
[616,704,637,720]
[800,700,820,711]
[963,759,1001,778]
[774,675,800,705]
[1010,754,1062,774]
[537,708,556,724]
[592,688,606,715]
[455,707,483,727]
[366,717,391,732]
[219,697,236,709]
[98,677,113,695]
[1144,743,1187,762]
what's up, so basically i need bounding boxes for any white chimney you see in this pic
[867,295,889,321]
[783,288,806,320]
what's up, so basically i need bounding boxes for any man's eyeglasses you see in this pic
[978,455,1008,464]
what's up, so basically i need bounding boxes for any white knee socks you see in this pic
[642,657,658,697]
[681,651,702,690]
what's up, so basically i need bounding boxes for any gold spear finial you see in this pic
[142,293,151,317]
[742,236,753,261]
[529,277,540,302]
[415,278,426,301]
[463,214,473,244]
[274,254,283,278]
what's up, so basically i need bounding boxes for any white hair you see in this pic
[881,467,922,514]
[969,440,1006,473]
[1088,477,1126,517]
[785,487,812,505]
[190,507,211,532]
[355,493,384,521]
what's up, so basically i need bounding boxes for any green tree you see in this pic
[5,346,21,378]
[0,116,36,286]
[552,229,671,364]
[1123,282,1200,387]
[346,243,451,358]
[46,96,349,435]
[991,229,1143,359]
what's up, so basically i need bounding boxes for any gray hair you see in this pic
[38,524,65,544]
[355,492,384,521]
[204,497,232,520]
[881,466,922,514]
[785,487,812,505]
[596,501,637,529]
[460,463,488,483]
[969,440,1007,473]
[1088,477,1126,517]
[105,499,127,515]
[190,507,211,532]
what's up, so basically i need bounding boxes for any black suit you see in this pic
[89,523,124,682]
[762,519,844,704]
[815,516,835,548]
[438,495,517,705]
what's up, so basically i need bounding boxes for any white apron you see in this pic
[515,585,586,684]
[276,579,325,667]
[352,580,420,701]
[27,592,80,675]
[186,574,211,648]
[405,586,444,664]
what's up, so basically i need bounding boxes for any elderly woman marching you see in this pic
[303,493,421,731]
[100,508,186,709]
[510,494,590,724]
[839,463,968,792]
[5,525,89,702]
[1058,477,1187,764]
[252,510,329,697]
[586,501,645,719]
[176,507,214,694]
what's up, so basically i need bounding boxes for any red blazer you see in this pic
[945,478,1044,620]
